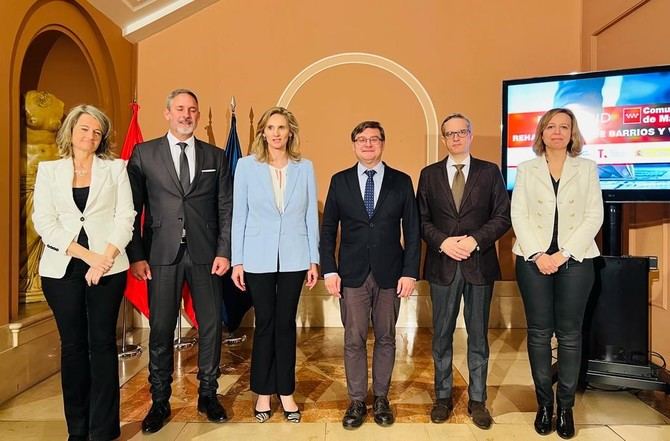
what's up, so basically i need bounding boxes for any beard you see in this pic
[175,121,195,136]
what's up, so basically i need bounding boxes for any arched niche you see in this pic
[18,30,99,305]
[6,0,123,321]
[20,30,99,111]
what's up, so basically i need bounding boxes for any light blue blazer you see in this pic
[231,155,319,273]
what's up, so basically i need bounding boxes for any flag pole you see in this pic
[118,296,142,358]
[118,100,143,359]
[221,95,249,349]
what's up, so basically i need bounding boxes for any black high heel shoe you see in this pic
[556,407,575,439]
[277,394,301,423]
[254,397,272,423]
[534,405,553,435]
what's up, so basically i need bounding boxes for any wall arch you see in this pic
[277,52,439,165]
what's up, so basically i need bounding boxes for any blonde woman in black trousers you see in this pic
[511,108,603,439]
[33,104,135,441]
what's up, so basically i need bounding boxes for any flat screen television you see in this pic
[502,65,670,202]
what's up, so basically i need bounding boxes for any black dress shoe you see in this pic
[430,398,453,423]
[198,395,228,423]
[142,401,171,433]
[342,400,367,429]
[556,407,575,439]
[373,396,394,426]
[467,400,493,430]
[534,405,553,435]
[68,436,87,441]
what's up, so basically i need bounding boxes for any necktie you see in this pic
[452,164,465,212]
[177,142,190,193]
[364,169,376,218]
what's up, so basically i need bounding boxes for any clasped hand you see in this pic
[440,235,478,261]
[83,252,114,286]
[535,252,568,275]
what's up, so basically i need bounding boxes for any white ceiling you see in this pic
[87,0,219,43]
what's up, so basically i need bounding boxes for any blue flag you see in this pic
[226,114,242,180]
[222,113,252,332]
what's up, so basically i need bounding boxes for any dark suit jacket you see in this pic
[417,156,511,286]
[320,163,420,289]
[126,136,232,265]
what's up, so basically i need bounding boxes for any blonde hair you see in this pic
[56,104,115,159]
[250,107,301,163]
[532,108,585,157]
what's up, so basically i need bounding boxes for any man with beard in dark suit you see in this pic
[320,120,420,429]
[126,89,232,433]
[417,113,510,430]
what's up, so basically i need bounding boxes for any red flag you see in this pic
[121,102,199,327]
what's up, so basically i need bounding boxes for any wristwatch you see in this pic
[560,248,571,259]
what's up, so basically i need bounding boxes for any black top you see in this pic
[72,187,89,249]
[548,176,559,254]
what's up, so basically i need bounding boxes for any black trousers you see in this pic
[430,265,493,402]
[245,270,306,395]
[42,260,125,441]
[516,256,594,408]
[147,245,223,402]
[340,272,400,402]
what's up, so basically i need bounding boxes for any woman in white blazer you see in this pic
[231,107,319,423]
[511,108,603,439]
[32,105,135,441]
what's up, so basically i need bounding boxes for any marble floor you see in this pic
[1,327,670,440]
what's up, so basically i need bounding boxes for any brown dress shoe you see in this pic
[430,398,453,423]
[467,400,493,429]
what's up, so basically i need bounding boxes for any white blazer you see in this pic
[32,157,136,278]
[511,155,604,262]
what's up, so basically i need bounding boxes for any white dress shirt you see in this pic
[269,164,288,214]
[446,154,471,185]
[357,161,385,207]
[167,131,195,183]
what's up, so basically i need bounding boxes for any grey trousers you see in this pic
[340,272,400,402]
[430,265,493,402]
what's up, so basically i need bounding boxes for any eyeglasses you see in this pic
[443,129,470,139]
[354,136,383,145]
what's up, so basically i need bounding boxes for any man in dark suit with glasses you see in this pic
[417,113,510,430]
[320,120,420,429]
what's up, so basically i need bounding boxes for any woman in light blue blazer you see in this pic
[231,107,319,423]
[511,108,603,439]
[32,104,135,441]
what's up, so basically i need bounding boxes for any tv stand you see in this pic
[586,360,670,392]
[582,201,670,393]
